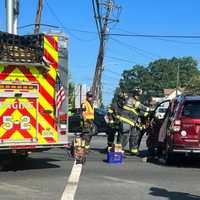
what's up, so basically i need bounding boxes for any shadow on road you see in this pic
[139,149,200,169]
[1,157,61,172]
[149,187,200,200]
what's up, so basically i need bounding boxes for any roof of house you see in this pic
[164,89,176,96]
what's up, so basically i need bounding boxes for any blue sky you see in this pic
[1,0,200,105]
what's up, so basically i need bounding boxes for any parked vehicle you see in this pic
[68,108,107,133]
[147,96,200,164]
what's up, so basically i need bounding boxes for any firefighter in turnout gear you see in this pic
[110,91,135,152]
[104,106,121,151]
[111,89,150,155]
[127,88,150,155]
[80,91,96,150]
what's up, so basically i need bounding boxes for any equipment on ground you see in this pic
[107,144,124,164]
[71,134,87,164]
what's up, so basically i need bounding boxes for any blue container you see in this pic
[107,152,124,164]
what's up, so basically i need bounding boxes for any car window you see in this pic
[182,101,200,119]
[158,108,167,113]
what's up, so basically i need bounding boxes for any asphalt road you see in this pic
[1,135,200,200]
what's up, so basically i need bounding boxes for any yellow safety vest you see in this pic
[82,100,94,120]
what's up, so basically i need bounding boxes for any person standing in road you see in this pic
[127,89,150,155]
[111,91,136,153]
[80,91,96,150]
[104,106,121,151]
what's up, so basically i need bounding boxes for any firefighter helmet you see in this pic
[86,91,93,98]
[130,88,143,97]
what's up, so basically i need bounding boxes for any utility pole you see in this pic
[176,63,180,96]
[13,0,19,34]
[92,0,121,107]
[34,0,43,34]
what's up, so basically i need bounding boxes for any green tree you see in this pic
[113,57,200,103]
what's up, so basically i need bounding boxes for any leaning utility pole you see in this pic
[92,0,121,107]
[34,0,43,34]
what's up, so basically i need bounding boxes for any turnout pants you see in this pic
[81,120,96,146]
[118,122,131,150]
[106,125,120,147]
[119,123,142,151]
[129,127,146,150]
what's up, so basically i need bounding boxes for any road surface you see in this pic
[0,135,200,200]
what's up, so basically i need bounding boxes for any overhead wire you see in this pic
[44,0,97,42]
[107,33,200,39]
[110,37,160,59]
[92,0,101,39]
[106,55,137,64]
[106,28,200,45]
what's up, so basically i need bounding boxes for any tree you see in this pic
[113,57,200,103]
[68,82,75,110]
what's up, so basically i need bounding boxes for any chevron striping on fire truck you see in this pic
[0,32,69,153]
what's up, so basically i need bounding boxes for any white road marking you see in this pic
[61,161,83,200]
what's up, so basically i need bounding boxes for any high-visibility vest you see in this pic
[82,100,94,120]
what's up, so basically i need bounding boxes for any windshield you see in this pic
[182,101,200,119]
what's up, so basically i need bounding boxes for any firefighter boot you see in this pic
[130,148,139,156]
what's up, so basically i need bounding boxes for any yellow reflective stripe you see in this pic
[4,68,26,81]
[135,101,140,108]
[123,105,138,115]
[144,112,149,117]
[108,108,113,113]
[44,37,58,63]
[115,115,135,126]
[30,68,54,98]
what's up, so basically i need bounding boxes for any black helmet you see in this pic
[131,88,143,96]
[86,91,93,97]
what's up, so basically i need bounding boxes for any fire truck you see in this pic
[0,31,69,158]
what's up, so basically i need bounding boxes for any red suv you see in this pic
[147,96,200,164]
[165,96,200,162]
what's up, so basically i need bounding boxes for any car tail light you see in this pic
[172,120,181,132]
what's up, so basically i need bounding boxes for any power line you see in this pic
[106,27,200,45]
[45,0,97,42]
[106,55,137,64]
[110,37,160,59]
[92,0,101,39]
[18,23,59,29]
[19,23,97,34]
[104,68,121,76]
[107,33,200,39]
[103,73,120,81]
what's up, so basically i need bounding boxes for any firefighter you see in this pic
[110,91,136,152]
[104,106,121,151]
[80,91,96,150]
[127,88,150,155]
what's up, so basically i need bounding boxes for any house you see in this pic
[150,88,182,107]
[164,88,182,100]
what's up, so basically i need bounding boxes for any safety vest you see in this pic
[82,100,94,120]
